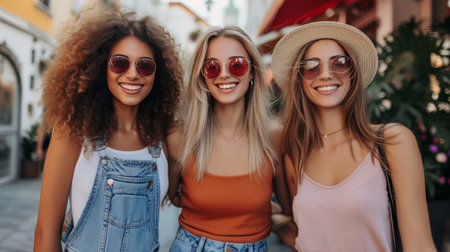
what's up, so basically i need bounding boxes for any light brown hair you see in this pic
[281,39,382,174]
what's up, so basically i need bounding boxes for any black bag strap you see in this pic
[376,124,402,251]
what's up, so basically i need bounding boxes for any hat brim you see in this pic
[271,21,378,91]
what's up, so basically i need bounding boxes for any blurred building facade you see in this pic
[0,0,55,183]
[252,0,449,61]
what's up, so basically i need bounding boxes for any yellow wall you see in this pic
[0,0,53,34]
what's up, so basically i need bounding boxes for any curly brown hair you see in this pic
[42,7,183,147]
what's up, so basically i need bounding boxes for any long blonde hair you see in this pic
[281,39,381,175]
[179,26,276,180]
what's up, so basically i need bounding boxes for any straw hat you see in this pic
[271,21,378,91]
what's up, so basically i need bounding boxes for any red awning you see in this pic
[258,0,355,35]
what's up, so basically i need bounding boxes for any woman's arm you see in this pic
[270,121,291,216]
[34,125,81,252]
[166,129,182,207]
[384,124,436,252]
[270,121,297,250]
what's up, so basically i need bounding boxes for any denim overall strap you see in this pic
[65,142,160,252]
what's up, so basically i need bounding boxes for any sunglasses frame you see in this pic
[202,56,250,79]
[298,55,353,80]
[108,55,157,77]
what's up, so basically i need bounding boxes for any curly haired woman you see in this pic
[34,7,183,252]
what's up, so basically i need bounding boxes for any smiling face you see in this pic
[203,36,252,106]
[107,36,155,108]
[301,39,352,109]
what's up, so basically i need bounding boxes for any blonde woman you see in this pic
[272,21,436,251]
[166,26,289,251]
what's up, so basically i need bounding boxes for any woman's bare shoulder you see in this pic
[374,123,415,143]
[371,123,413,140]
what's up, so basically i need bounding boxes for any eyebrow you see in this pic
[111,54,128,58]
[111,54,155,60]
[303,55,346,60]
[204,56,247,61]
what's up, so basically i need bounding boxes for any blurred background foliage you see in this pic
[366,17,450,200]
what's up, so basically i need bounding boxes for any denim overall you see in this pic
[64,141,161,252]
[169,227,268,252]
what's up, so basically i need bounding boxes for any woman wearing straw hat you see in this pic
[271,21,436,251]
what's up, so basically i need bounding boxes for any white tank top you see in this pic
[292,153,392,252]
[70,145,169,226]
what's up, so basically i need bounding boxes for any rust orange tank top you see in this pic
[178,162,273,243]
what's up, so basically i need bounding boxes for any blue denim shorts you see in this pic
[169,226,268,252]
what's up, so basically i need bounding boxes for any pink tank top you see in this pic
[292,153,392,252]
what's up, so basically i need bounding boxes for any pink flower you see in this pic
[440,176,446,184]
[435,152,447,163]
[429,144,438,153]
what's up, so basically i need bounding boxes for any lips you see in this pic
[215,82,238,93]
[314,84,339,94]
[119,83,144,94]
[217,83,237,89]
[316,85,338,91]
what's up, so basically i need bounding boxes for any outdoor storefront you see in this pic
[0,47,20,182]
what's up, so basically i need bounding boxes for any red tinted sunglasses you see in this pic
[202,57,250,79]
[109,55,156,77]
[299,55,353,80]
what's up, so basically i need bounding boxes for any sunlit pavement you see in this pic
[0,179,293,251]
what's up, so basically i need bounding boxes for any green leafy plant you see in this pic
[0,137,10,160]
[22,123,39,161]
[366,17,450,200]
[189,28,202,42]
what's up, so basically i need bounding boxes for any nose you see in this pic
[318,62,333,79]
[218,62,231,79]
[125,62,139,79]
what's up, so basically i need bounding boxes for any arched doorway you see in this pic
[0,46,21,182]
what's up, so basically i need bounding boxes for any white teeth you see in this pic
[317,86,337,91]
[218,83,236,89]
[120,84,142,90]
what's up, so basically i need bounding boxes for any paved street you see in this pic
[0,178,293,252]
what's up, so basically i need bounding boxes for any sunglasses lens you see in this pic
[299,56,352,79]
[109,56,129,74]
[229,58,249,77]
[203,60,221,79]
[300,60,321,79]
[330,56,352,74]
[136,58,156,76]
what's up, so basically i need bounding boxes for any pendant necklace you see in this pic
[320,127,345,138]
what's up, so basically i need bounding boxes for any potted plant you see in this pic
[0,137,10,174]
[189,28,202,42]
[21,123,40,178]
[366,17,450,250]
